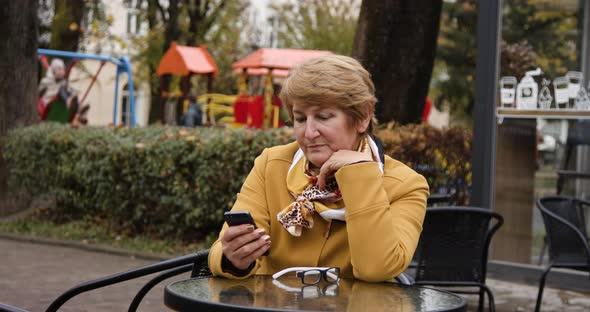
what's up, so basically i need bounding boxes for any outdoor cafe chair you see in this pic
[412,206,503,312]
[45,249,211,312]
[534,196,590,312]
[406,194,458,267]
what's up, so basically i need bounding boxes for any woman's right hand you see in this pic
[221,224,271,270]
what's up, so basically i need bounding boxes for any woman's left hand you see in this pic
[317,149,373,189]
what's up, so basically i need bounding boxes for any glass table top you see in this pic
[165,275,466,312]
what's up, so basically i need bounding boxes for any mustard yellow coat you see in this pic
[208,141,429,282]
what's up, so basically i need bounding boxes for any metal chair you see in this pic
[407,196,458,268]
[534,196,590,312]
[46,249,211,312]
[413,206,503,312]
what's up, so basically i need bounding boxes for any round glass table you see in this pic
[164,276,467,312]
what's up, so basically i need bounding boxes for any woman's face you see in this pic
[292,100,368,167]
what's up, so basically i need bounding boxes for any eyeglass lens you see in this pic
[302,270,322,284]
[301,268,339,284]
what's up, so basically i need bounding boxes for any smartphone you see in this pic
[223,211,268,256]
[223,211,257,228]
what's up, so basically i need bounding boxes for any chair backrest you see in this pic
[414,206,503,284]
[46,249,211,312]
[537,196,590,266]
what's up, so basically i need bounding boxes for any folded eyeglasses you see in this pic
[272,267,340,285]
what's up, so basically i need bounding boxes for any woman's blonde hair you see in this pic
[279,54,378,134]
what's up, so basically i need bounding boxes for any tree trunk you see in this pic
[147,0,162,124]
[0,0,38,215]
[145,0,181,124]
[50,0,85,52]
[164,0,181,50]
[186,0,227,46]
[352,0,442,124]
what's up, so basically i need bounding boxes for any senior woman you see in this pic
[208,54,429,282]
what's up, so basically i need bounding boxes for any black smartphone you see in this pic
[223,211,257,228]
[223,211,268,256]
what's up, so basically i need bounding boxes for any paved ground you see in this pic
[0,237,169,312]
[1,236,589,312]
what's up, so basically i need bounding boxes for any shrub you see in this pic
[376,123,472,204]
[3,124,292,240]
[3,123,471,241]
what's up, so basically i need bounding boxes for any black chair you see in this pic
[412,206,503,312]
[534,196,590,312]
[46,249,211,312]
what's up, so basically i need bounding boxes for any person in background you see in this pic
[38,58,79,113]
[181,94,203,127]
[208,54,429,282]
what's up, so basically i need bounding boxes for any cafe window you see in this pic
[493,0,587,266]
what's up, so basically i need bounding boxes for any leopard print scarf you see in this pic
[277,136,383,237]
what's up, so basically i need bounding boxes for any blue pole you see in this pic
[113,71,120,126]
[119,57,137,127]
[38,48,121,66]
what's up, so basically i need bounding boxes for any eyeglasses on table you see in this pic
[272,267,340,285]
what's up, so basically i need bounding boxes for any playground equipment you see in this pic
[154,45,332,128]
[37,49,137,127]
[197,93,236,119]
[156,42,218,125]
[231,48,333,128]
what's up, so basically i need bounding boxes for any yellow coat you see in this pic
[208,141,429,282]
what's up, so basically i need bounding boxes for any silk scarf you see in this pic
[277,136,383,236]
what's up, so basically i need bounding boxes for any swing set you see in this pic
[37,48,137,127]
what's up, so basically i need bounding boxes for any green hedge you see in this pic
[377,123,472,205]
[3,123,471,241]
